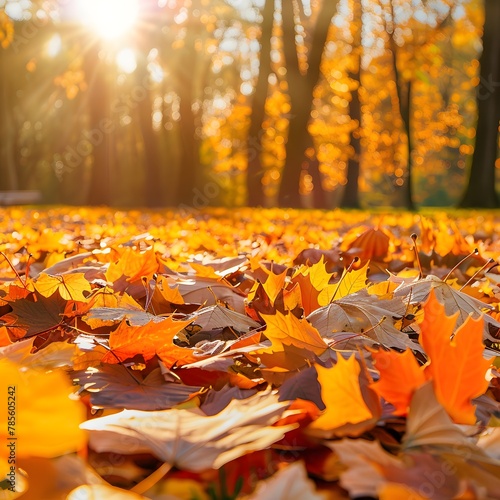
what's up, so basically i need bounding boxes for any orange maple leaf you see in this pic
[106,247,159,284]
[291,256,333,315]
[261,267,288,305]
[419,289,491,424]
[370,348,426,416]
[0,326,12,347]
[371,290,491,424]
[103,317,196,367]
[343,226,391,261]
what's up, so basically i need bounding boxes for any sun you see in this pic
[76,0,140,40]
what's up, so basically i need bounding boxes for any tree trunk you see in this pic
[341,65,361,208]
[175,10,201,207]
[0,48,20,191]
[135,55,165,207]
[278,0,339,208]
[85,42,112,205]
[341,0,362,209]
[246,0,274,207]
[389,36,416,211]
[175,74,199,207]
[459,0,500,208]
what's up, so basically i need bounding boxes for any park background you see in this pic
[0,0,498,210]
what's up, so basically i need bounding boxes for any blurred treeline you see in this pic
[0,0,498,209]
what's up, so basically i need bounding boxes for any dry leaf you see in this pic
[245,461,326,500]
[0,359,86,462]
[420,290,491,424]
[308,355,377,437]
[260,310,327,355]
[80,389,297,471]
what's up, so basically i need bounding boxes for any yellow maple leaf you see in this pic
[188,263,220,279]
[310,355,375,434]
[35,272,91,301]
[0,359,86,475]
[318,261,369,305]
[261,310,328,355]
[262,268,288,305]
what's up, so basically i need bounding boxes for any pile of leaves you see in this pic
[1,207,500,499]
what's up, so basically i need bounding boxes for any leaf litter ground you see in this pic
[1,207,500,499]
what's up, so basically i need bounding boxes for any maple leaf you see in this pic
[67,484,148,499]
[4,290,67,338]
[322,261,369,303]
[34,272,91,301]
[261,267,288,305]
[370,348,426,416]
[308,289,421,352]
[308,355,378,437]
[420,289,491,424]
[102,317,196,367]
[73,365,201,410]
[0,359,86,462]
[148,274,185,313]
[85,305,164,328]
[260,310,327,355]
[393,274,499,345]
[246,461,326,500]
[370,291,491,423]
[80,390,297,471]
[186,304,260,332]
[105,247,158,286]
[291,256,333,315]
[343,226,391,261]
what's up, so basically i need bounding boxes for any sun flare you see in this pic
[76,0,139,40]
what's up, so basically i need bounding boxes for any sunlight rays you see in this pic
[75,0,139,40]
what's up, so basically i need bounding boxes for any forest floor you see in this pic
[1,206,500,499]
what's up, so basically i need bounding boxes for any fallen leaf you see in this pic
[308,289,421,352]
[4,290,67,338]
[291,257,333,315]
[73,365,201,410]
[102,317,196,367]
[0,359,86,461]
[370,348,427,416]
[420,289,491,424]
[35,272,91,302]
[261,310,327,356]
[186,305,260,332]
[105,247,159,284]
[342,226,391,262]
[308,355,377,437]
[246,461,326,500]
[67,484,148,499]
[80,389,297,471]
[318,261,369,305]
